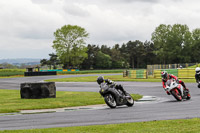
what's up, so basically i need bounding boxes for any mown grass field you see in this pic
[0,89,142,113]
[0,69,124,77]
[1,118,200,133]
[0,69,25,77]
[57,69,124,75]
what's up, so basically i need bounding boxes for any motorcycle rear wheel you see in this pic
[171,89,182,101]
[104,93,117,108]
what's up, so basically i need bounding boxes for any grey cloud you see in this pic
[107,0,159,3]
[0,0,199,59]
[63,4,90,17]
[31,0,53,4]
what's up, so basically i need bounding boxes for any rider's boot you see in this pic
[122,90,131,98]
[183,88,189,99]
[184,88,189,93]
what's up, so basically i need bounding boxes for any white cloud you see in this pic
[0,0,200,58]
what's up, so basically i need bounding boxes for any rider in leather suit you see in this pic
[161,71,188,95]
[195,67,200,88]
[97,76,128,95]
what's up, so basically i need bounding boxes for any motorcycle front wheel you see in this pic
[126,94,134,107]
[104,93,117,108]
[171,89,182,101]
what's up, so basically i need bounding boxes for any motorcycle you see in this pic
[165,79,191,101]
[197,80,200,88]
[99,83,134,108]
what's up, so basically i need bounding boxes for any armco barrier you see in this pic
[126,68,196,79]
[154,69,178,79]
[153,70,161,79]
[136,70,147,78]
[128,70,136,78]
[178,69,195,79]
[153,69,195,79]
[40,69,79,72]
[127,70,147,79]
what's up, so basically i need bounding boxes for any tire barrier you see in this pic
[24,71,57,76]
[20,82,56,99]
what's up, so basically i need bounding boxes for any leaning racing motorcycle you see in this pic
[165,79,191,101]
[99,83,134,108]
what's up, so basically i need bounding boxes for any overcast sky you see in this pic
[0,0,200,59]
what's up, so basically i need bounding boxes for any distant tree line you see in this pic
[40,24,200,69]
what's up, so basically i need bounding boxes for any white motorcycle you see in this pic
[165,79,191,101]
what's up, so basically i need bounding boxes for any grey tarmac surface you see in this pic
[0,74,200,130]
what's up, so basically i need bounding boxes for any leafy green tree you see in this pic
[123,40,142,68]
[151,24,192,64]
[143,41,156,65]
[49,53,60,69]
[111,44,126,68]
[81,44,100,69]
[52,25,89,68]
[101,45,111,55]
[191,28,200,63]
[151,24,171,64]
[95,51,112,69]
[40,58,51,69]
[168,24,191,63]
[120,43,130,68]
[40,59,48,67]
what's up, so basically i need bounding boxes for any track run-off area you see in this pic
[0,74,200,130]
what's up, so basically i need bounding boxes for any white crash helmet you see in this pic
[195,67,200,72]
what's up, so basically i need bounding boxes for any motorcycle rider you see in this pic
[195,67,200,88]
[97,76,128,96]
[161,71,189,95]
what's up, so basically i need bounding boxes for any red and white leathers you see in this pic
[162,74,188,95]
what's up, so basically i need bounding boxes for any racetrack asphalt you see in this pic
[0,74,200,130]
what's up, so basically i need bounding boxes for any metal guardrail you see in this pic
[123,70,147,79]
[124,68,196,79]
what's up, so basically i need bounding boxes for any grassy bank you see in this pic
[0,69,25,77]
[0,89,142,113]
[57,69,124,75]
[0,69,124,77]
[45,75,197,83]
[1,118,200,133]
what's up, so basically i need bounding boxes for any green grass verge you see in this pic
[1,118,200,132]
[0,69,124,77]
[188,64,200,68]
[0,89,142,113]
[0,69,25,77]
[45,75,197,83]
[57,69,124,75]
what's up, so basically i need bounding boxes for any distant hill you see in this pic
[0,58,41,65]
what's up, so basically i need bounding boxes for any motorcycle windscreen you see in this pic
[166,80,171,87]
[100,83,109,90]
